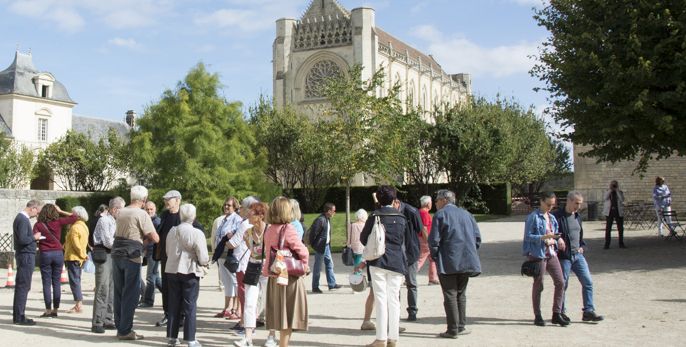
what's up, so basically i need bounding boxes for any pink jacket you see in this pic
[261,223,309,277]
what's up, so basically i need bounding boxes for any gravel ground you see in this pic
[0,216,684,346]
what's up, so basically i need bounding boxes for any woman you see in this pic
[234,202,278,347]
[603,180,626,249]
[289,199,305,240]
[33,203,78,317]
[348,209,367,268]
[523,192,567,327]
[211,197,243,319]
[359,186,409,347]
[653,176,673,237]
[263,197,309,347]
[165,203,209,347]
[64,206,90,313]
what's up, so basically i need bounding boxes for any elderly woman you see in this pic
[211,197,243,320]
[348,209,368,268]
[165,204,209,347]
[64,206,90,313]
[359,186,410,347]
[263,197,310,347]
[289,199,305,240]
[33,203,78,318]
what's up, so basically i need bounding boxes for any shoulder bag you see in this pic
[243,227,267,286]
[363,216,386,261]
[269,225,305,277]
[521,259,542,277]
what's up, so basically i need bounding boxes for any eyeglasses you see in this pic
[224,204,234,208]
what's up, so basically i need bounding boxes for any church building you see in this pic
[273,0,471,117]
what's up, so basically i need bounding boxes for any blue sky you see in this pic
[0,0,552,127]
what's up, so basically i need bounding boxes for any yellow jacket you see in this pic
[64,220,89,264]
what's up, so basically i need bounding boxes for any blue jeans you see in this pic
[66,260,83,301]
[560,253,595,313]
[39,250,64,310]
[112,256,142,336]
[312,244,337,290]
[142,253,161,305]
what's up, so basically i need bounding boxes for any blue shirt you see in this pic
[291,220,305,240]
[214,212,242,247]
[522,208,560,259]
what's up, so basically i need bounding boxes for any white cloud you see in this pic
[507,0,549,7]
[108,37,139,49]
[411,25,542,78]
[192,0,303,34]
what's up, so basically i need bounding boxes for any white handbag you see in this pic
[363,216,386,261]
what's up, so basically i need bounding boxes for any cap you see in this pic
[163,190,181,200]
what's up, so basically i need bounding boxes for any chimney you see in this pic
[125,110,136,128]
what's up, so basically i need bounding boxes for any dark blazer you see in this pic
[360,206,409,275]
[429,204,481,276]
[13,213,35,254]
[552,207,585,260]
[308,214,330,254]
[398,202,421,265]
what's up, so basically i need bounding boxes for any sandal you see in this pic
[214,310,229,318]
[67,306,82,314]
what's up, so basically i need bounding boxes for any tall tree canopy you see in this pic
[130,63,269,228]
[532,0,686,171]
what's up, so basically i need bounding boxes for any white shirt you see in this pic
[94,214,116,249]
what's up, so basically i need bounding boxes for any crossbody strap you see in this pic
[42,222,63,250]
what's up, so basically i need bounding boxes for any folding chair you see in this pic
[661,210,684,240]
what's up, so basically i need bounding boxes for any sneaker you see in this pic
[234,338,253,347]
[233,328,245,337]
[329,284,342,291]
[360,320,376,330]
[263,335,278,347]
[117,331,144,340]
[167,338,182,347]
[187,341,202,347]
[155,316,168,327]
[582,311,604,322]
[457,328,471,335]
[91,326,105,334]
[439,332,457,339]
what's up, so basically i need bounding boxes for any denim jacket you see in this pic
[522,208,560,259]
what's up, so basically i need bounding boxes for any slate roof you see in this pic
[72,115,130,142]
[374,28,446,75]
[0,51,75,103]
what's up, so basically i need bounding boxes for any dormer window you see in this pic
[33,73,55,99]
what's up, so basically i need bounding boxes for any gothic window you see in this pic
[305,60,342,99]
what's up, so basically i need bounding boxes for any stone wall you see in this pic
[574,145,686,217]
[0,189,91,238]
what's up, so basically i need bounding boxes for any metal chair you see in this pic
[661,210,684,240]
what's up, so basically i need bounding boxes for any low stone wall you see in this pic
[0,189,92,238]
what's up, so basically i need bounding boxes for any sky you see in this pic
[0,0,553,128]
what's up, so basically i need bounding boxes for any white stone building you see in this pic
[273,0,471,118]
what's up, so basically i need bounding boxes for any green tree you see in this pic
[322,65,413,225]
[532,0,686,172]
[130,63,269,228]
[404,109,441,196]
[36,129,128,191]
[0,135,34,188]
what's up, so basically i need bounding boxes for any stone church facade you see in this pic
[273,0,471,118]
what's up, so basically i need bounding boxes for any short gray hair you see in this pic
[289,199,302,221]
[109,196,125,209]
[436,189,456,204]
[567,190,583,201]
[72,206,89,222]
[130,185,148,202]
[179,203,196,223]
[355,209,368,222]
[26,199,42,209]
[420,195,432,207]
[241,196,259,210]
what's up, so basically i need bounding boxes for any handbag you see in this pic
[341,246,354,266]
[363,216,386,261]
[243,231,266,286]
[223,248,248,273]
[269,225,306,277]
[92,246,108,264]
[521,259,542,277]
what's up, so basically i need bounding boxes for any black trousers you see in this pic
[439,273,470,335]
[166,273,199,341]
[161,260,168,314]
[13,253,35,322]
[605,209,624,247]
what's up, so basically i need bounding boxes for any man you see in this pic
[12,199,42,325]
[429,189,481,339]
[139,201,162,308]
[393,198,421,321]
[417,196,439,285]
[112,186,159,340]
[308,203,341,293]
[553,191,604,322]
[154,190,203,327]
[91,197,124,333]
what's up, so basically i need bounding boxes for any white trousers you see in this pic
[218,262,238,296]
[243,275,268,328]
[370,266,403,341]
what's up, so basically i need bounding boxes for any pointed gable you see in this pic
[301,0,350,21]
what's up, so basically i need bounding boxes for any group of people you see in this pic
[11,185,483,347]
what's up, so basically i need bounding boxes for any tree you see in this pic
[35,129,128,191]
[532,1,686,172]
[249,97,337,211]
[129,63,270,228]
[321,65,413,226]
[0,135,34,188]
[404,109,442,196]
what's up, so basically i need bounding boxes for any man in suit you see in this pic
[429,190,481,339]
[12,199,43,325]
[308,203,341,293]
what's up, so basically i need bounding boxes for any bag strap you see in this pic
[42,222,63,250]
[278,224,287,249]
